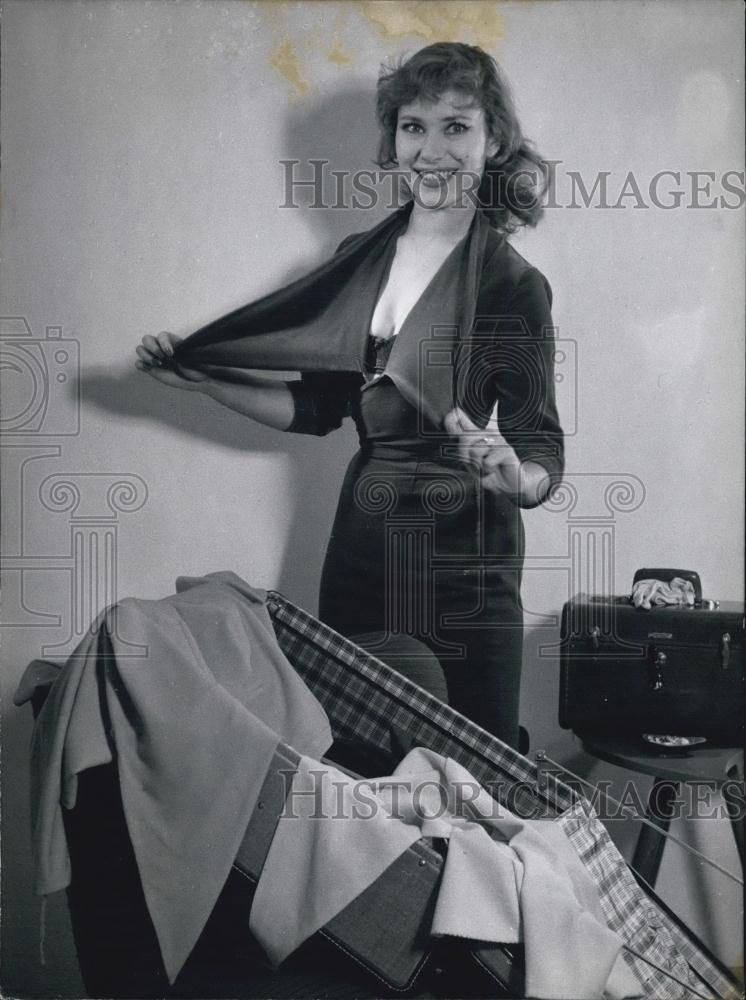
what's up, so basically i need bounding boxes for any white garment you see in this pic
[250,748,641,1000]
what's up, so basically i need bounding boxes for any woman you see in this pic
[135,42,564,748]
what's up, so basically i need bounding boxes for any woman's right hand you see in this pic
[135,332,209,391]
[136,332,297,430]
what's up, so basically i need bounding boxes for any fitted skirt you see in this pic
[319,448,526,744]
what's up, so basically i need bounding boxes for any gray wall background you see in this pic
[1,1,743,995]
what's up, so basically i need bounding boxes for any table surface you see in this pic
[579,733,744,783]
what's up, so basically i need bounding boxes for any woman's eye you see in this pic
[398,121,469,135]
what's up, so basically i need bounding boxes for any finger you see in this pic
[490,400,514,448]
[156,331,175,357]
[173,363,207,382]
[442,410,469,464]
[443,409,463,437]
[136,344,160,364]
[137,362,185,387]
[454,409,510,459]
[136,359,169,380]
[482,451,524,499]
[482,445,518,474]
[482,466,515,497]
[457,436,499,473]
[141,333,169,358]
[136,357,164,376]
[469,436,498,464]
[450,406,481,434]
[484,424,509,450]
[445,422,490,468]
[444,408,489,465]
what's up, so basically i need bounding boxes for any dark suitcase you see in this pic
[559,570,745,743]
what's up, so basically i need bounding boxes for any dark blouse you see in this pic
[285,225,564,507]
[286,224,465,444]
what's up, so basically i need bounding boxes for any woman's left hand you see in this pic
[444,406,524,497]
[445,406,552,507]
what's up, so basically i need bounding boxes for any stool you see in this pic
[579,734,744,888]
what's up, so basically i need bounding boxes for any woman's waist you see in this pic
[342,448,524,537]
[358,439,449,462]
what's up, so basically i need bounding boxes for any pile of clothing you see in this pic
[16,571,640,998]
[630,577,696,609]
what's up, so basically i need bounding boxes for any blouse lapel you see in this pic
[451,213,506,425]
[384,207,502,427]
[174,205,411,373]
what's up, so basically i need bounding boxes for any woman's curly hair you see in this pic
[376,42,548,234]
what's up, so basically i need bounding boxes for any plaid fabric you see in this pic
[266,591,740,1000]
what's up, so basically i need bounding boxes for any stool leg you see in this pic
[631,778,679,888]
[722,765,745,871]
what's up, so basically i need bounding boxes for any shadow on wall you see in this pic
[82,85,389,614]
[82,361,362,615]
[278,85,394,257]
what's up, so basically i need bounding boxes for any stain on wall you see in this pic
[358,0,505,48]
[257,1,505,96]
[270,37,310,96]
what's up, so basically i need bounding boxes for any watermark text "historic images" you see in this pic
[279,159,745,211]
[277,770,745,823]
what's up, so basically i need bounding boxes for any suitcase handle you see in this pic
[632,567,702,604]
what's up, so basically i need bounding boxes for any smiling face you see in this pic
[395,88,499,211]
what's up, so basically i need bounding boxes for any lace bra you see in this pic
[363,334,395,381]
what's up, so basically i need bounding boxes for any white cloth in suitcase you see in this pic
[251,749,642,1000]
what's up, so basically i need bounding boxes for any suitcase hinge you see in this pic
[646,647,666,691]
[720,632,731,670]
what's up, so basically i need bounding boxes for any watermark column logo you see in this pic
[1,317,148,657]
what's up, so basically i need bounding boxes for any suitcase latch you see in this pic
[646,646,666,691]
[720,632,731,670]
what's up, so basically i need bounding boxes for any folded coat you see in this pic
[17,571,333,984]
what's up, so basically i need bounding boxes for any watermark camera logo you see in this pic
[420,321,578,437]
[0,317,80,436]
[1,316,148,657]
